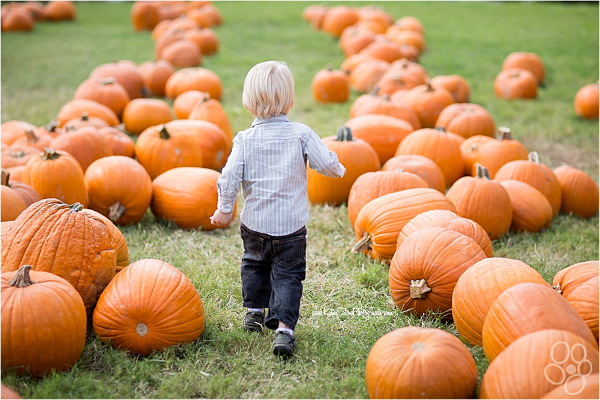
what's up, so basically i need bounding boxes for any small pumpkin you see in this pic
[44,1,76,21]
[350,89,421,130]
[553,261,599,298]
[160,39,202,68]
[312,65,350,103]
[121,98,173,136]
[339,26,375,56]
[165,67,223,100]
[452,257,548,346]
[365,327,478,399]
[173,90,209,119]
[188,95,233,139]
[184,27,219,55]
[93,259,205,356]
[1,120,38,145]
[359,39,404,64]
[393,16,425,34]
[1,265,87,376]
[494,68,538,100]
[499,180,553,232]
[430,74,471,103]
[1,169,41,207]
[63,112,109,131]
[434,103,496,139]
[382,154,446,193]
[459,134,495,175]
[574,82,599,119]
[467,127,528,178]
[446,163,513,240]
[321,5,360,38]
[307,126,380,207]
[97,126,135,158]
[73,77,130,118]
[376,58,429,95]
[57,99,119,127]
[553,165,599,218]
[1,8,34,31]
[349,58,390,93]
[0,178,26,222]
[399,81,455,128]
[501,51,545,84]
[137,60,175,97]
[482,282,598,362]
[8,128,52,151]
[49,126,113,172]
[130,1,159,31]
[89,60,146,100]
[1,147,39,169]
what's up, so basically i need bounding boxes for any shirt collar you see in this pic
[251,114,290,127]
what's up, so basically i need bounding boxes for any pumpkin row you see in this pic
[1,1,76,32]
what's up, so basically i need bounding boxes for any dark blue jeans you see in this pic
[240,223,306,330]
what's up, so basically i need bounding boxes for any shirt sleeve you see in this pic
[304,129,346,178]
[216,134,244,213]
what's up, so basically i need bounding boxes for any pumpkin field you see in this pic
[1,1,599,399]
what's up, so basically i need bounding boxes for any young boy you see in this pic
[210,61,346,356]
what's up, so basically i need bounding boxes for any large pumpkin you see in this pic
[494,151,562,216]
[1,199,116,315]
[321,5,359,37]
[188,95,233,139]
[81,208,129,271]
[22,149,88,207]
[352,188,456,262]
[173,90,209,119]
[446,163,513,240]
[499,179,553,232]
[98,126,135,158]
[349,90,421,130]
[73,77,130,118]
[347,169,428,227]
[494,68,538,100]
[365,327,478,399]
[122,98,173,136]
[434,103,496,139]
[307,126,380,207]
[137,59,175,98]
[459,134,495,176]
[1,265,87,376]
[466,127,528,178]
[553,165,599,218]
[397,209,493,257]
[0,178,26,222]
[553,261,599,298]
[482,282,598,361]
[399,81,455,128]
[0,120,38,146]
[1,169,40,207]
[479,329,599,399]
[389,227,486,316]
[574,83,599,119]
[382,154,446,193]
[89,60,146,100]
[57,99,120,127]
[429,74,470,103]
[152,167,235,230]
[165,67,223,100]
[541,373,600,399]
[49,126,113,172]
[84,156,153,225]
[93,259,205,356]
[452,257,548,346]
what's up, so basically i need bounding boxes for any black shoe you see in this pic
[243,311,265,332]
[273,331,296,357]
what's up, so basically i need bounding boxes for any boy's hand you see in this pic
[210,209,233,226]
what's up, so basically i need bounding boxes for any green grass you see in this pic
[1,1,599,398]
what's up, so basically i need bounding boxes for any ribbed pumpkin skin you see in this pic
[482,282,598,362]
[311,67,350,103]
[434,103,496,139]
[89,61,145,100]
[135,124,204,180]
[479,329,599,399]
[354,188,457,262]
[2,178,41,207]
[499,180,553,232]
[574,83,599,119]
[81,209,129,271]
[0,185,26,222]
[541,373,600,399]
[395,128,464,186]
[468,132,528,178]
[152,167,234,230]
[554,165,600,218]
[165,67,223,100]
[308,134,380,207]
[1,147,39,168]
[93,259,205,356]
[57,99,120,127]
[350,58,390,94]
[553,261,599,298]
[397,209,493,257]
[565,277,599,343]
[122,98,173,136]
[399,83,455,128]
[501,51,545,84]
[389,227,486,316]
[365,327,478,399]
[345,114,414,164]
[22,149,89,207]
[49,127,113,172]
[84,156,153,225]
[1,199,116,315]
[452,257,548,346]
[494,68,538,100]
[382,154,446,193]
[494,154,562,216]
[347,170,428,227]
[446,169,513,240]
[0,121,38,145]
[73,78,131,118]
[188,97,233,139]
[98,127,135,158]
[1,267,87,376]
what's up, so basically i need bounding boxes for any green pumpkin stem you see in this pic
[9,265,37,288]
[498,127,513,140]
[42,148,61,161]
[475,163,491,180]
[410,279,431,299]
[159,125,171,140]
[336,125,353,142]
[351,232,371,254]
[108,202,126,222]
[1,169,11,187]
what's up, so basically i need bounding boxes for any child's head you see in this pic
[242,61,294,119]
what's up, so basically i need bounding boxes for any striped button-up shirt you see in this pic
[217,115,346,236]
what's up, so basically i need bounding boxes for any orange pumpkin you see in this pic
[376,58,429,95]
[350,91,421,130]
[130,1,159,31]
[339,26,375,56]
[446,163,513,240]
[165,67,222,100]
[393,16,425,34]
[73,77,131,118]
[172,90,209,119]
[1,265,87,376]
[93,259,205,356]
[1,120,38,145]
[434,103,496,139]
[44,1,76,21]
[7,128,52,151]
[89,61,146,100]
[553,261,599,298]
[84,156,153,225]
[452,257,548,346]
[359,39,404,64]
[499,180,553,232]
[0,179,26,222]
[349,58,390,93]
[365,327,478,399]
[468,127,528,178]
[137,60,175,97]
[1,8,34,31]
[347,169,428,227]
[81,208,129,271]
[345,114,414,164]
[479,330,599,399]
[574,83,599,119]
[160,39,202,68]
[188,96,233,139]
[494,68,538,100]
[122,98,173,136]
[22,149,88,207]
[1,169,40,207]
[1,147,39,169]
[459,134,495,175]
[482,282,598,362]
[97,126,135,158]
[430,74,470,103]
[386,29,426,53]
[321,5,359,37]
[151,167,234,230]
[312,65,350,103]
[185,27,219,55]
[501,51,545,84]
[399,81,455,129]
[554,165,599,218]
[352,188,456,262]
[382,154,446,193]
[562,277,599,343]
[63,112,109,131]
[541,373,600,399]
[57,99,119,128]
[49,126,113,172]
[1,199,116,315]
[340,53,375,75]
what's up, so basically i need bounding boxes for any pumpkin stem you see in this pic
[159,125,171,140]
[553,283,562,295]
[108,202,126,222]
[1,169,11,187]
[528,151,540,164]
[425,80,434,92]
[409,279,431,299]
[102,77,116,85]
[336,125,353,142]
[475,163,491,180]
[9,149,26,158]
[394,168,405,173]
[69,203,84,212]
[45,120,59,132]
[9,265,37,288]
[381,93,391,101]
[42,148,61,160]
[81,112,89,122]
[24,129,39,144]
[435,126,446,133]
[498,127,512,140]
[351,232,371,253]
[116,123,127,133]
[370,85,380,96]
[326,63,333,71]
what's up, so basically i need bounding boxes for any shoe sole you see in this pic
[243,323,263,332]
[273,344,295,356]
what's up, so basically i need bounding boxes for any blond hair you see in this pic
[242,61,294,118]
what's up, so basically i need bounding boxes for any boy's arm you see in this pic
[216,135,244,214]
[305,130,346,178]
